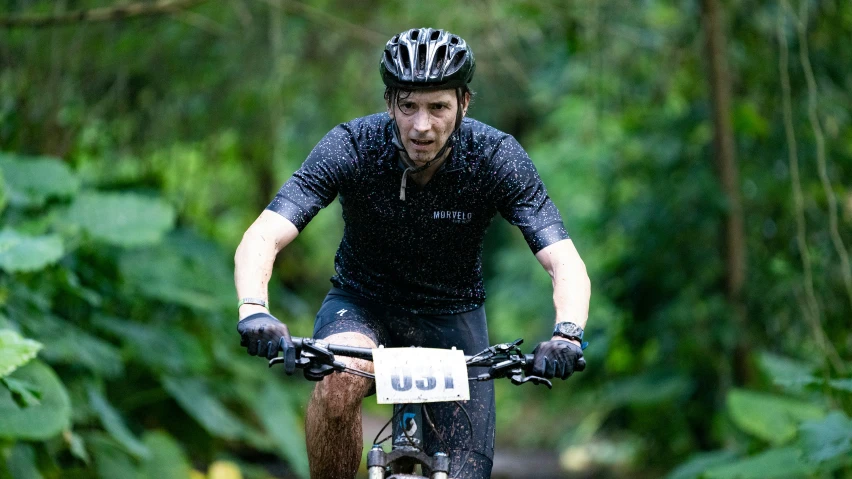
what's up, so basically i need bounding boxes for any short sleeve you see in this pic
[266,124,359,230]
[491,136,569,253]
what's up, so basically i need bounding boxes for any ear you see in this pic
[386,99,395,118]
[461,91,471,117]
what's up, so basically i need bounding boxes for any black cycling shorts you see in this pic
[313,287,495,479]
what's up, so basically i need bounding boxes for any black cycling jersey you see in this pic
[267,113,569,314]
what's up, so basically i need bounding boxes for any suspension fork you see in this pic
[367,403,450,479]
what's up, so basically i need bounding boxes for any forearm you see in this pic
[535,239,591,330]
[234,210,299,319]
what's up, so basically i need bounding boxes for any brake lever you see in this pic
[510,373,553,389]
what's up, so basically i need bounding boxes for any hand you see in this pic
[531,338,585,380]
[237,312,293,359]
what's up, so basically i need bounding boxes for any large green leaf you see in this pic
[0,153,79,207]
[703,447,816,479]
[162,376,248,440]
[87,387,149,459]
[26,316,123,378]
[139,431,193,479]
[799,411,852,464]
[250,382,310,479]
[66,192,175,247]
[0,329,42,378]
[92,316,209,375]
[0,229,63,273]
[4,443,43,479]
[87,433,141,479]
[0,360,71,440]
[757,352,817,390]
[119,230,234,311]
[727,389,826,445]
[828,379,852,393]
[665,450,738,479]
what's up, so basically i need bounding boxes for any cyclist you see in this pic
[234,28,591,479]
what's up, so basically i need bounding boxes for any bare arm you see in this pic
[234,210,300,320]
[534,239,591,346]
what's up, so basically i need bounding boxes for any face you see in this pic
[388,89,468,166]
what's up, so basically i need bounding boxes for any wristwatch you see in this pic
[553,322,588,349]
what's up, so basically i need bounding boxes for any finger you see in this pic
[554,360,565,379]
[247,339,260,356]
[533,355,548,376]
[545,357,556,378]
[265,340,278,359]
[240,334,248,347]
[561,360,573,380]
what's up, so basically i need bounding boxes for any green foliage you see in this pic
[247,382,310,479]
[0,154,79,207]
[665,450,738,479]
[727,389,826,445]
[0,329,42,377]
[88,387,150,459]
[162,376,251,441]
[140,431,193,479]
[0,361,70,440]
[799,411,852,464]
[1,0,851,477]
[702,447,815,479]
[66,192,176,247]
[0,230,63,273]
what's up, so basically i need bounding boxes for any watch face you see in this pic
[555,322,583,339]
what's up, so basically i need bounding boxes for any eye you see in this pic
[398,101,416,115]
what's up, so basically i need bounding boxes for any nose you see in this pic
[412,110,430,134]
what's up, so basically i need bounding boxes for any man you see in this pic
[234,28,590,479]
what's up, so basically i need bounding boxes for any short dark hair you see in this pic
[383,86,473,110]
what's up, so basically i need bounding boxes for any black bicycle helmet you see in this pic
[380,28,475,90]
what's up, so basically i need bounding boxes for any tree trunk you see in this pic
[701,0,750,384]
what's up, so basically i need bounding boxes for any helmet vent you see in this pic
[430,30,441,41]
[399,45,411,73]
[384,51,396,73]
[434,45,447,71]
[450,36,459,45]
[450,51,466,70]
[417,44,427,75]
[410,29,419,40]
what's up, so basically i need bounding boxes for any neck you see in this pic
[401,148,451,185]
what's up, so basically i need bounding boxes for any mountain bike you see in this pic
[268,336,585,479]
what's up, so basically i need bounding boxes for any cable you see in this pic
[422,404,452,473]
[341,366,375,379]
[373,405,404,446]
[451,400,475,479]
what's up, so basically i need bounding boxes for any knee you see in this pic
[312,370,371,420]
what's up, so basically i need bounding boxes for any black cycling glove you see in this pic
[237,312,293,359]
[531,339,585,380]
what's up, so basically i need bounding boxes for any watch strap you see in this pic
[238,297,268,310]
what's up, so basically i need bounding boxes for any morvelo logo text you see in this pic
[433,210,473,224]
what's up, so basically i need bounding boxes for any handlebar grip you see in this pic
[524,354,586,373]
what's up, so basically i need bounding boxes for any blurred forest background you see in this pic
[1,0,851,478]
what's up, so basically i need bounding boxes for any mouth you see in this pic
[410,139,433,150]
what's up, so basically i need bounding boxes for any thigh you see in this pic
[313,287,390,347]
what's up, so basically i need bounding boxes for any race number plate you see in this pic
[372,347,470,404]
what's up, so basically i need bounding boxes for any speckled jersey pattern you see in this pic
[267,113,569,315]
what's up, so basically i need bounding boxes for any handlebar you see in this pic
[269,337,585,389]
